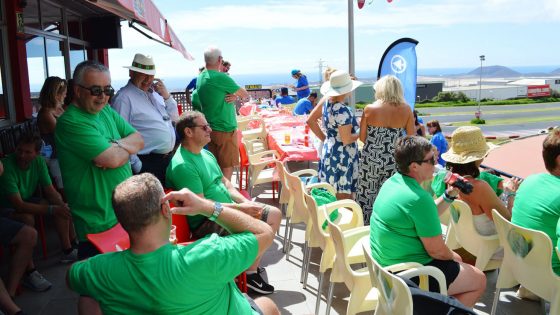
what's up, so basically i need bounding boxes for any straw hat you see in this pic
[320,70,363,97]
[124,53,156,75]
[441,126,498,164]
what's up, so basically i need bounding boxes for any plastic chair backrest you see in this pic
[447,200,501,271]
[87,223,130,253]
[285,170,309,224]
[304,192,328,249]
[363,243,413,315]
[275,160,290,205]
[492,209,560,303]
[238,133,249,167]
[327,214,361,289]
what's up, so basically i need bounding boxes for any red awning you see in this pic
[88,0,193,60]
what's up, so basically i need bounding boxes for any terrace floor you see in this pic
[4,162,548,315]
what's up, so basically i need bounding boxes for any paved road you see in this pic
[418,102,560,137]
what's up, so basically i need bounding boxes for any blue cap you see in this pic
[291,69,300,76]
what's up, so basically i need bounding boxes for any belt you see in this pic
[139,151,172,159]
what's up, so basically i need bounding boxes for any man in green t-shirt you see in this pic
[166,111,282,295]
[369,136,486,308]
[194,46,249,181]
[55,60,144,261]
[68,173,279,315]
[512,128,560,276]
[0,134,77,263]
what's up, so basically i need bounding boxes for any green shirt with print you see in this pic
[370,172,442,266]
[0,154,52,208]
[511,173,560,275]
[194,69,240,132]
[55,104,136,241]
[166,147,233,229]
[69,233,259,315]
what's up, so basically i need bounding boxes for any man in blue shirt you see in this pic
[293,92,317,115]
[275,87,295,106]
[290,69,310,100]
[186,66,205,108]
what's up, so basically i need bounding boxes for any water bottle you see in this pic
[291,126,296,145]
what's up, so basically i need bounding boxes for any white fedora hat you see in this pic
[124,53,156,75]
[320,70,363,97]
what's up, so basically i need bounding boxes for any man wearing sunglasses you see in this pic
[368,136,486,308]
[55,60,144,261]
[111,53,179,184]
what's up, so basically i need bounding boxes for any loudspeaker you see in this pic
[83,16,122,49]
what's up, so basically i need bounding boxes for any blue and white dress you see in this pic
[318,101,359,194]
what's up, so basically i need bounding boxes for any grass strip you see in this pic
[450,115,560,127]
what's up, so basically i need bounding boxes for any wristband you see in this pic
[504,192,516,198]
[209,202,223,222]
[443,192,457,203]
[47,205,54,216]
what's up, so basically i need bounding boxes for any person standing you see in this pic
[356,75,415,222]
[194,46,249,181]
[111,53,178,183]
[318,71,362,200]
[427,120,448,166]
[55,60,144,259]
[289,69,310,100]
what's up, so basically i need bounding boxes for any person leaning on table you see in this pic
[369,135,486,308]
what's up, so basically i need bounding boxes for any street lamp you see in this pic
[477,55,485,118]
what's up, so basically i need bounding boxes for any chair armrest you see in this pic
[384,262,423,273]
[397,266,448,295]
[323,199,365,227]
[248,150,280,164]
[292,169,318,177]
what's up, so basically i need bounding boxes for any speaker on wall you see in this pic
[83,16,122,49]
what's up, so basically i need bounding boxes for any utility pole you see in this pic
[318,59,326,84]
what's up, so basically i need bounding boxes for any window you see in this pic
[26,36,47,93]
[46,38,65,78]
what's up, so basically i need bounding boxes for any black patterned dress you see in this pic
[356,126,405,224]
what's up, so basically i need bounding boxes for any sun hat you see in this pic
[291,69,300,76]
[320,70,363,97]
[441,126,498,164]
[124,53,156,75]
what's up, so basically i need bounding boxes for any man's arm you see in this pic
[420,235,457,261]
[222,176,249,203]
[164,189,273,258]
[93,132,144,169]
[7,193,70,219]
[234,87,249,100]
[43,185,65,206]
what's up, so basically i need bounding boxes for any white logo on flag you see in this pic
[391,55,406,74]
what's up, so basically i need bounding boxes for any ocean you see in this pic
[107,65,560,92]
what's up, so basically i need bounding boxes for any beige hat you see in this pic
[441,126,498,164]
[124,53,156,75]
[320,70,363,97]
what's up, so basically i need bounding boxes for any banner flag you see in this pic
[377,38,419,109]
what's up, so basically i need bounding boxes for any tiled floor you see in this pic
[4,164,548,314]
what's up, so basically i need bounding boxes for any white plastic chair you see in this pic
[362,243,448,315]
[490,209,560,315]
[445,200,502,271]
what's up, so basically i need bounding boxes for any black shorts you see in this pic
[0,217,24,246]
[78,241,101,260]
[411,259,460,292]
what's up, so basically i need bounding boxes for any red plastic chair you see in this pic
[86,223,130,253]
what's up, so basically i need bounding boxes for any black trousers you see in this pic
[138,152,173,184]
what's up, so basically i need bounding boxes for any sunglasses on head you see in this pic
[78,84,115,97]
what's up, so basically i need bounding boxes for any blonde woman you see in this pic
[37,76,67,191]
[317,71,362,199]
[356,75,415,222]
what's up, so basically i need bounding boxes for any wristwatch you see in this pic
[209,202,223,221]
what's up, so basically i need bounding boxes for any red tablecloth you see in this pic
[267,125,319,162]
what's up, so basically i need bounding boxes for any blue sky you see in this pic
[107,0,560,84]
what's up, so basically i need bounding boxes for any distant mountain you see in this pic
[467,65,521,77]
[551,68,560,75]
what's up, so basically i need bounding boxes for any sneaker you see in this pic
[257,266,266,275]
[246,272,274,295]
[22,271,52,292]
[60,248,78,263]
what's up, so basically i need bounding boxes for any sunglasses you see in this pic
[189,124,211,131]
[413,155,436,166]
[78,84,115,97]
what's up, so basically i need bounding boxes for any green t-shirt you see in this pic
[55,104,136,241]
[370,172,442,266]
[166,147,233,229]
[431,170,503,197]
[0,154,52,208]
[195,69,240,132]
[511,173,560,275]
[69,233,259,315]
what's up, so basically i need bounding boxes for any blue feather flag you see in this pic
[377,38,419,110]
